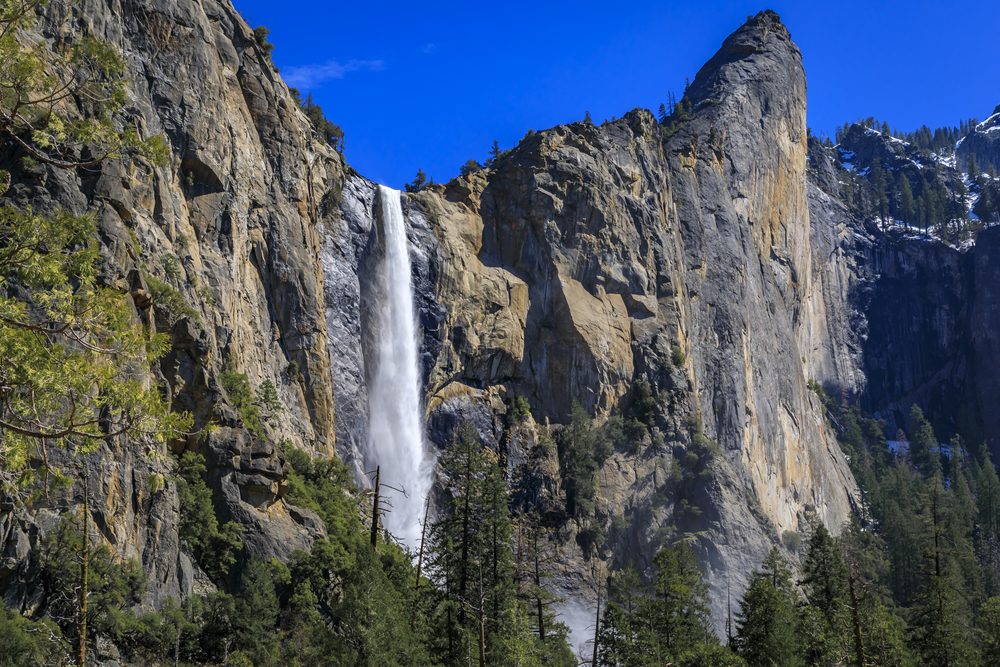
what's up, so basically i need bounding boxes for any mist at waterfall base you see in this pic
[364,185,433,550]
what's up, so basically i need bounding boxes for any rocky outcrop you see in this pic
[958,105,1000,174]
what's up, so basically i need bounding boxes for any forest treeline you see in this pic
[13,391,1000,667]
[1,425,581,667]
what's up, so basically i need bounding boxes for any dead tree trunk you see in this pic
[591,582,601,667]
[370,466,380,551]
[78,472,89,667]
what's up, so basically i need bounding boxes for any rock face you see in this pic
[2,0,341,609]
[958,105,1000,174]
[362,10,862,626]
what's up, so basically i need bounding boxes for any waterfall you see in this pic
[365,185,431,549]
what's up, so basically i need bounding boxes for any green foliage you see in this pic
[144,272,200,322]
[0,204,191,493]
[980,597,1000,666]
[556,401,605,519]
[0,609,64,666]
[0,1,168,169]
[405,168,434,193]
[290,89,345,151]
[256,379,283,414]
[175,452,243,580]
[253,25,275,61]
[598,542,736,667]
[781,529,801,553]
[460,159,483,176]
[162,253,180,283]
[220,358,263,435]
[425,423,574,666]
[735,548,802,667]
[233,558,281,665]
[672,345,686,367]
[39,518,147,652]
[486,139,502,167]
[511,395,531,423]
[908,405,942,477]
[632,379,659,428]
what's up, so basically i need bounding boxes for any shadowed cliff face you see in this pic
[382,10,860,626]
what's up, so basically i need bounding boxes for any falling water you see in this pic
[366,185,431,549]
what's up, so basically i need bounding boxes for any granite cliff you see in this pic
[2,0,344,611]
[367,11,861,624]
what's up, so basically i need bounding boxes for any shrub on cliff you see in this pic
[175,452,244,580]
[253,25,275,61]
[220,359,264,435]
[290,89,345,152]
[459,159,483,176]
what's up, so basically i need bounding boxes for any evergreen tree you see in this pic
[425,424,529,666]
[910,478,977,667]
[649,541,713,657]
[978,185,996,224]
[460,159,484,177]
[871,161,889,228]
[487,140,502,166]
[232,558,280,666]
[405,168,429,193]
[977,456,1000,537]
[898,174,916,227]
[0,0,187,494]
[980,597,1000,667]
[968,153,981,186]
[909,406,941,478]
[735,548,802,667]
[556,401,604,519]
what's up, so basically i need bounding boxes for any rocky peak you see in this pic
[691,10,796,90]
[958,104,1000,173]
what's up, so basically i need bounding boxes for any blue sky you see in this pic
[234,1,998,189]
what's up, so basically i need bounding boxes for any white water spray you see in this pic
[366,185,431,549]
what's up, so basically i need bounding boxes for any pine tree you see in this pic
[910,478,977,667]
[232,558,280,666]
[968,153,981,186]
[978,456,1000,537]
[425,423,528,667]
[405,168,429,193]
[735,548,802,667]
[909,406,941,478]
[0,1,188,494]
[487,140,502,166]
[649,541,713,657]
[979,185,996,224]
[898,174,915,227]
[980,597,1000,667]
